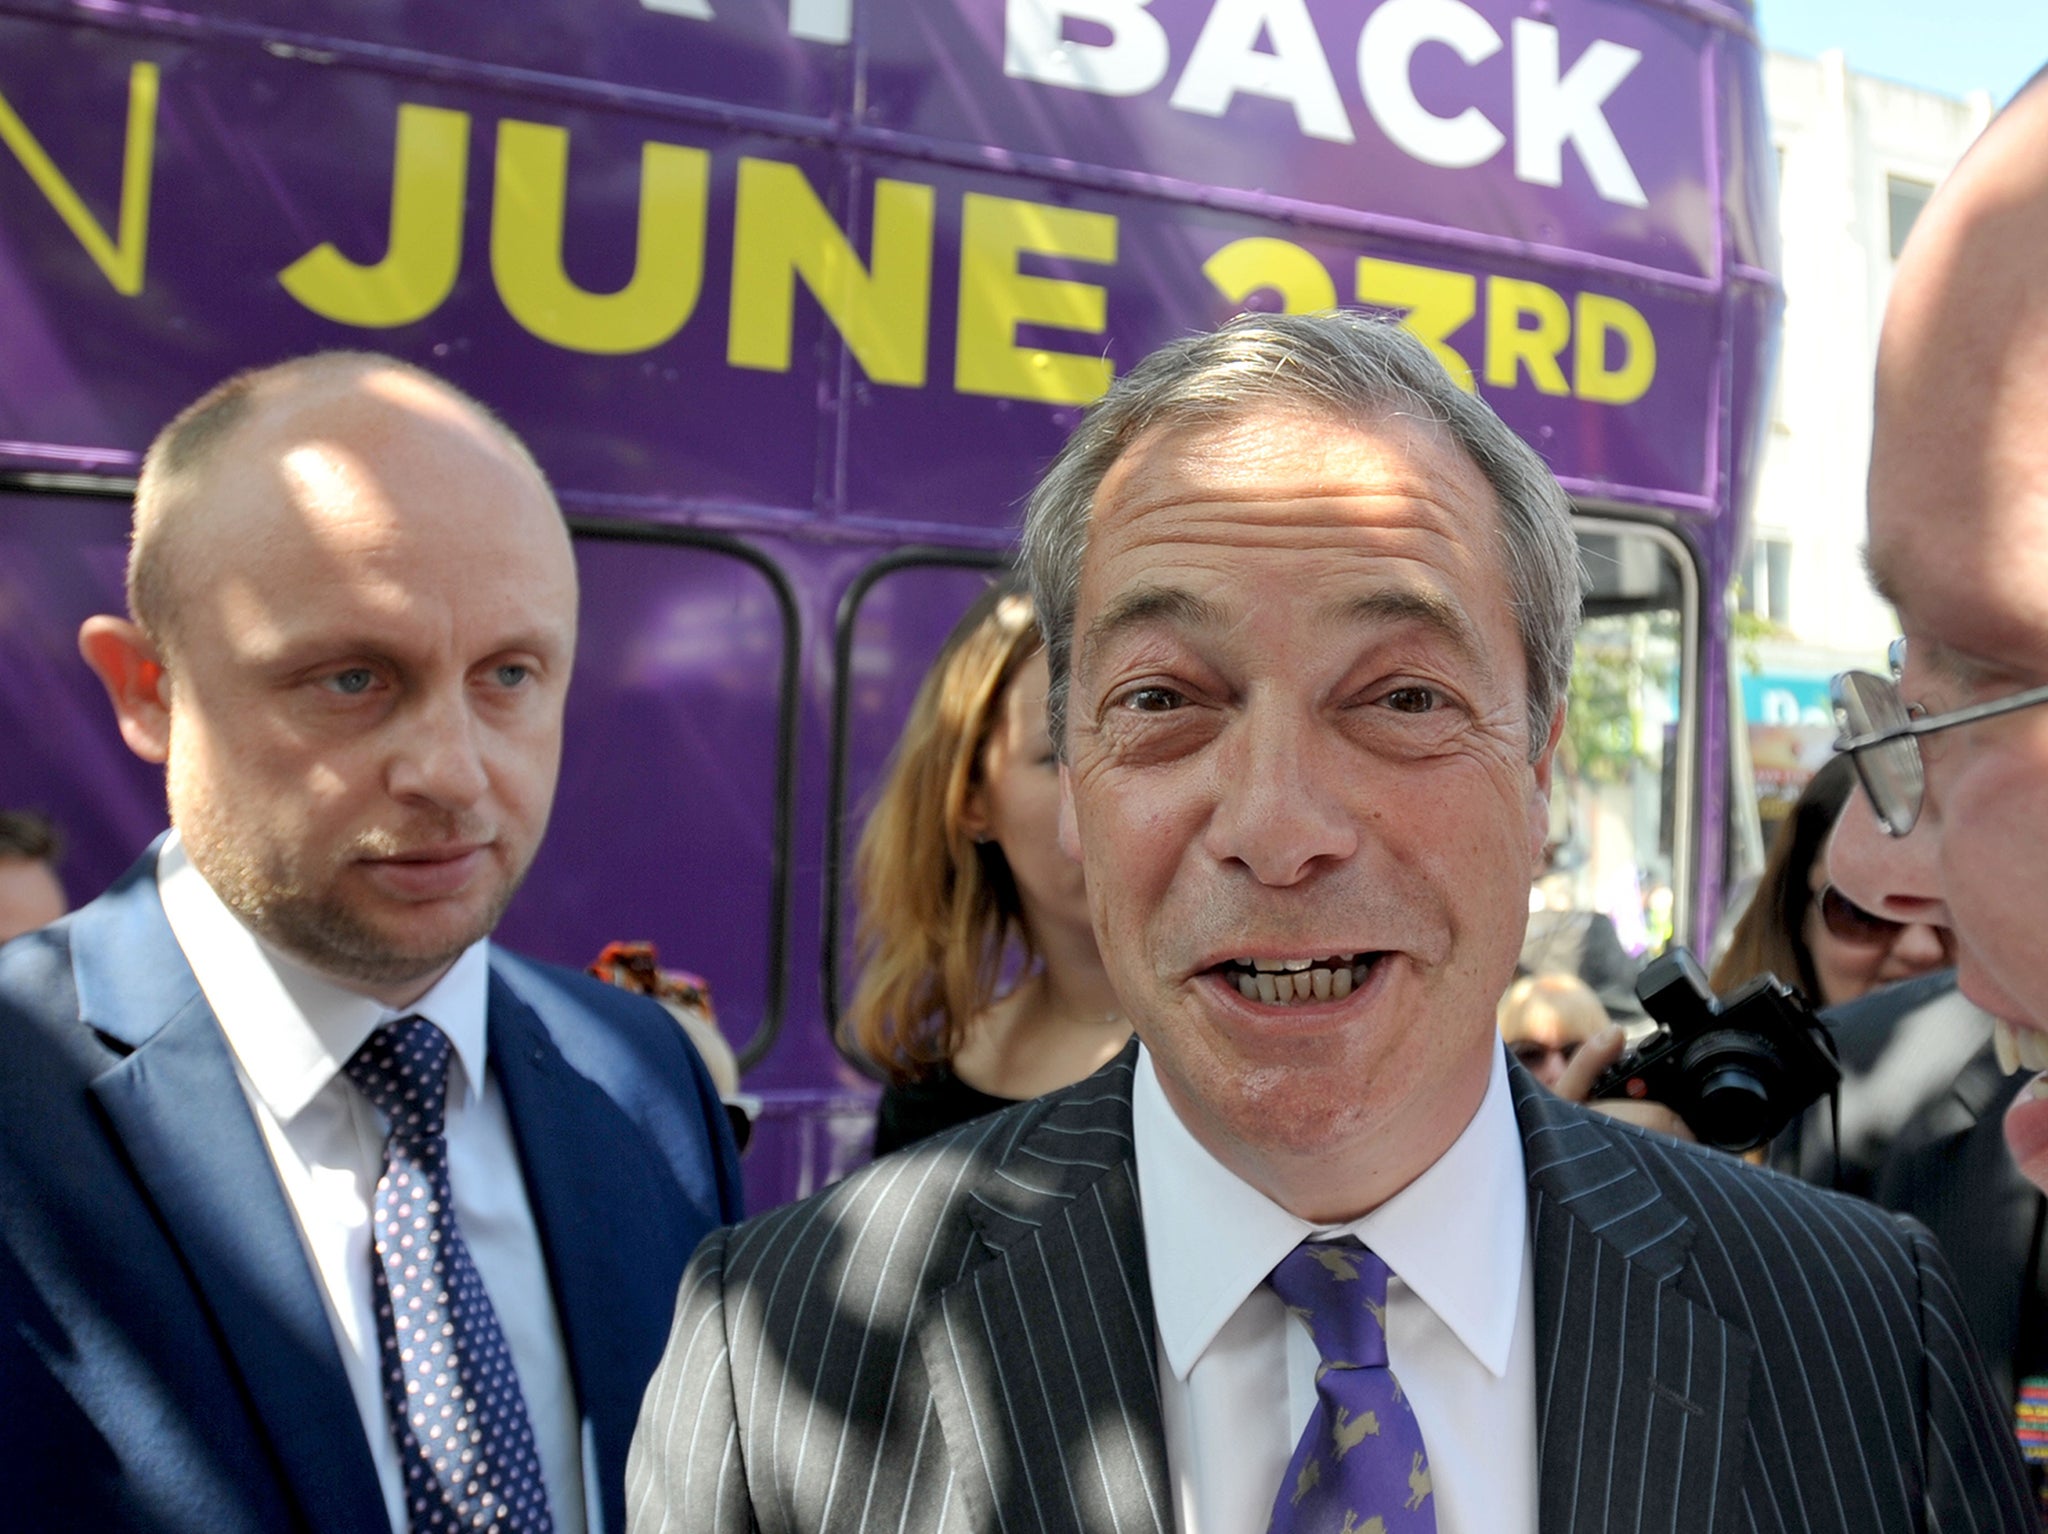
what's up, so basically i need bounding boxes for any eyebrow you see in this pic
[1859,550,2001,688]
[261,628,570,673]
[1080,582,1484,665]
[1080,584,1225,657]
[1331,588,1485,666]
[1862,545,1902,615]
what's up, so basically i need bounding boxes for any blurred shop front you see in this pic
[1741,672,1840,839]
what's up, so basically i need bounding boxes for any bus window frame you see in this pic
[1566,510,1702,951]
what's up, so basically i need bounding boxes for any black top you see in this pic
[873,1065,1020,1157]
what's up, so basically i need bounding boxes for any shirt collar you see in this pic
[1134,1038,1527,1383]
[155,829,493,1123]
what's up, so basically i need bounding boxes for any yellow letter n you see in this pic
[0,60,158,296]
[729,159,934,386]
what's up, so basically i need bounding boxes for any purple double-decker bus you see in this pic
[0,0,1779,1210]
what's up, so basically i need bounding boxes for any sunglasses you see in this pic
[1507,1038,1581,1070]
[1813,883,1904,946]
[1831,638,2048,836]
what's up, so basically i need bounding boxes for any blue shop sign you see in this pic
[1742,674,1834,728]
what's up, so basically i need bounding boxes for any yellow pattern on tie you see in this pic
[1264,1238,1436,1534]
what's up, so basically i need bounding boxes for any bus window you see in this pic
[1551,521,1699,964]
[503,529,797,1064]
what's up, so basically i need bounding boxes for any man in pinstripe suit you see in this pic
[630,312,2032,1531]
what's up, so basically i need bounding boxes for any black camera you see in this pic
[1589,947,1840,1153]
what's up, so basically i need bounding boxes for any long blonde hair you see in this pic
[847,582,1045,1083]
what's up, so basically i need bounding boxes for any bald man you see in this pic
[1826,73,2048,1192]
[0,354,741,1534]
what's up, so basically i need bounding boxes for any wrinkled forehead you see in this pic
[1092,402,1475,517]
[1074,407,1506,637]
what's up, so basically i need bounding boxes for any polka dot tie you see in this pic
[346,1018,554,1532]
[1265,1239,1436,1534]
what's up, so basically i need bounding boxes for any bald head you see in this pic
[1866,73,2048,622]
[129,352,561,654]
[83,352,579,1004]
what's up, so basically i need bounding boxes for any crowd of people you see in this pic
[5,63,2048,1534]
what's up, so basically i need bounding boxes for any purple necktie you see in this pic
[1265,1239,1437,1534]
[346,1018,554,1532]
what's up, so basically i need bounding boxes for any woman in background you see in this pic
[1499,971,1610,1090]
[849,581,1128,1156]
[1711,753,1952,1008]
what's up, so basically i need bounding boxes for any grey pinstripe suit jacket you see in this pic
[628,1047,2034,1532]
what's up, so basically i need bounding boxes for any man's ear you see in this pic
[1528,700,1567,867]
[78,616,173,764]
[1058,761,1083,863]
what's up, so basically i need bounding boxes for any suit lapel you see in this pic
[490,969,700,1534]
[919,1051,1172,1534]
[1516,1069,1754,1534]
[76,863,386,1534]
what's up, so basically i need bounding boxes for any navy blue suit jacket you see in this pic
[0,849,743,1534]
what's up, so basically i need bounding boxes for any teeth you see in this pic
[1994,1019,2048,1074]
[1229,957,1376,1005]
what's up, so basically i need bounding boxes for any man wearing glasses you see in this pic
[1827,69,2048,1198]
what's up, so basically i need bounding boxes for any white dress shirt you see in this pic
[156,832,591,1534]
[1134,1042,1538,1534]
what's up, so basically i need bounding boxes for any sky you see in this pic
[1755,0,2048,105]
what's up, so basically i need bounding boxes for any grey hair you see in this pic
[1021,309,1585,756]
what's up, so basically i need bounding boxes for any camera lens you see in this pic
[1682,1030,1782,1152]
[1693,1063,1772,1151]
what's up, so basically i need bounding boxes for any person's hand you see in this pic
[1550,1024,1698,1142]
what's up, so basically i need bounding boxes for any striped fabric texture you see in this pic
[628,1046,2034,1534]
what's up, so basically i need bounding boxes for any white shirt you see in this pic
[1134,1042,1539,1534]
[156,832,591,1534]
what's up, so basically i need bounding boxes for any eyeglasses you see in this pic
[1814,883,1904,946]
[1831,638,2048,836]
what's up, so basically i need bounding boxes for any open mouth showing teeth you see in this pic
[1995,1018,2048,1075]
[1218,955,1380,1005]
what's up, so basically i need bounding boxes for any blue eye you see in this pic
[494,664,532,688]
[327,668,375,695]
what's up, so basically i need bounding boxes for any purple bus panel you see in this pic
[3,0,1753,279]
[0,496,168,899]
[0,12,1762,507]
[0,0,1778,1211]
